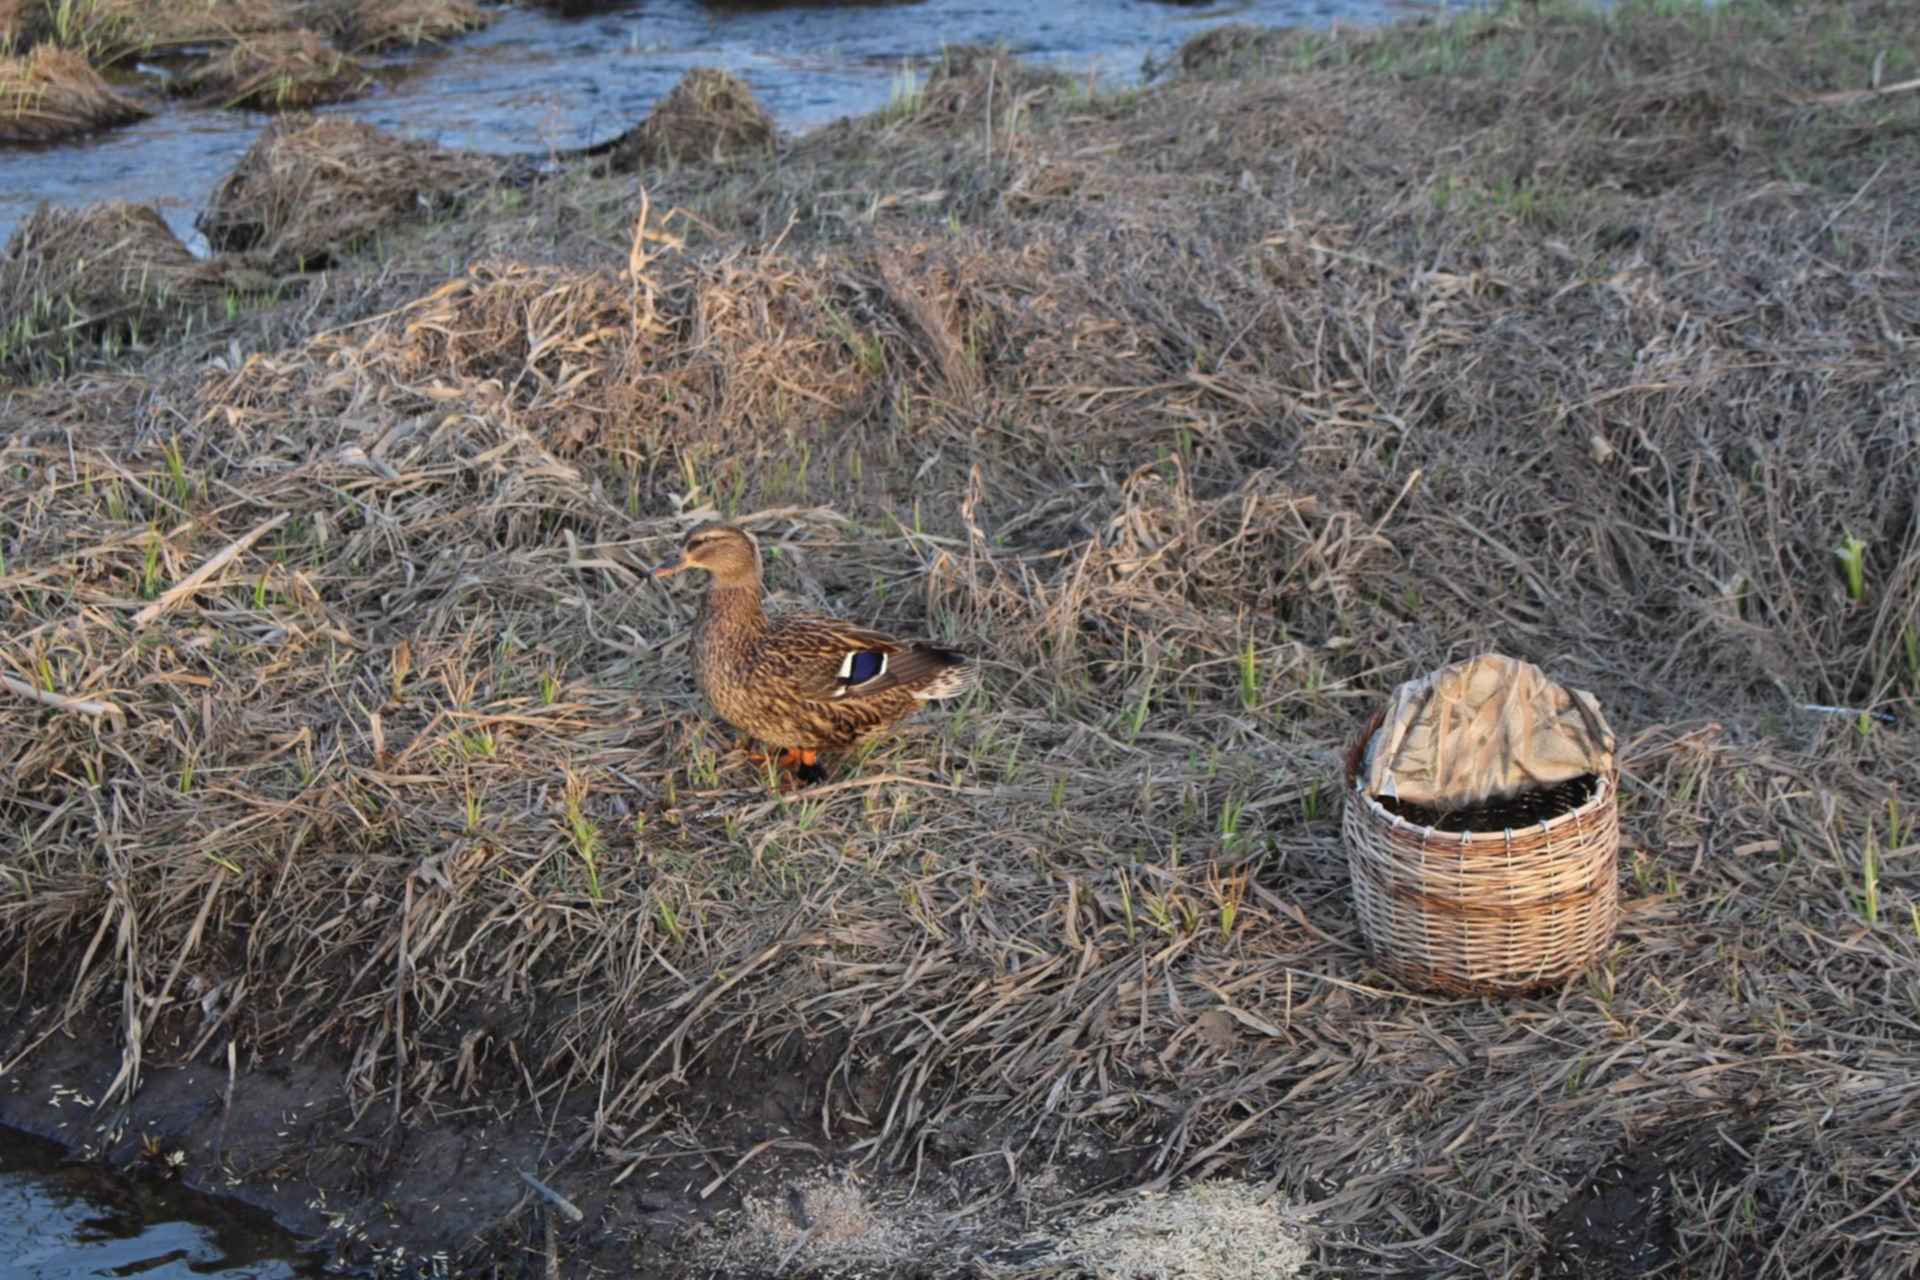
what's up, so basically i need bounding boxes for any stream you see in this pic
[0,0,1474,249]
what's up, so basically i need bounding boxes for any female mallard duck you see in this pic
[652,523,976,783]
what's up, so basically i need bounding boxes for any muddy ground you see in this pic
[2,1010,1018,1275]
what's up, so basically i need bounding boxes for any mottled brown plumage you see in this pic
[652,524,976,780]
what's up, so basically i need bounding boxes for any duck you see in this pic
[652,523,977,783]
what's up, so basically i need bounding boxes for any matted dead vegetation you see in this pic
[37,0,286,64]
[0,200,269,382]
[1,0,28,53]
[15,0,490,63]
[711,1171,928,1272]
[298,0,494,51]
[600,66,775,173]
[197,113,504,269]
[1165,23,1274,79]
[4,1,1920,1276]
[1050,1182,1312,1280]
[178,28,367,111]
[910,43,1073,125]
[0,45,147,143]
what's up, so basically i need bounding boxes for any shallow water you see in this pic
[0,0,1479,250]
[0,1123,337,1279]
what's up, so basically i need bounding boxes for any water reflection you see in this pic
[0,1124,336,1280]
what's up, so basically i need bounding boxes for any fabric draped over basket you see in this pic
[1361,654,1615,806]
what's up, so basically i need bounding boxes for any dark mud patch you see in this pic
[0,1120,335,1278]
[0,1013,688,1271]
[0,1004,1155,1275]
[1539,1144,1675,1278]
[1538,1124,1763,1279]
[0,1016,547,1271]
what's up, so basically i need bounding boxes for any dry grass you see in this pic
[5,1,1920,1275]
[600,66,775,173]
[1,0,28,52]
[178,28,367,111]
[0,44,146,142]
[910,43,1073,125]
[19,0,487,62]
[197,113,505,269]
[297,0,493,51]
[715,1171,927,1271]
[1051,1182,1312,1280]
[0,201,272,382]
[38,0,286,63]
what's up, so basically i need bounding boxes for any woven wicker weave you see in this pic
[1343,713,1620,995]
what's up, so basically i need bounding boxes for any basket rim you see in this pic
[1346,769,1614,843]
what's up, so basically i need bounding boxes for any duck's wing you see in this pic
[761,615,972,703]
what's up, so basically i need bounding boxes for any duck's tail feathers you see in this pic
[902,646,977,701]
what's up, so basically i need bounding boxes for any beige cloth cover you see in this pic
[1362,654,1615,805]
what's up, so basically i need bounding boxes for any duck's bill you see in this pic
[651,555,689,579]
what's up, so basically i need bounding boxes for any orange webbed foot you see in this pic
[772,747,827,787]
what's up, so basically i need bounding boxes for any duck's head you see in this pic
[652,523,761,587]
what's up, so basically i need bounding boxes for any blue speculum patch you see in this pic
[844,650,887,685]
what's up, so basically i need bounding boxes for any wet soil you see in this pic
[1538,1145,1676,1278]
[1538,1124,1764,1280]
[0,1121,333,1279]
[0,1021,521,1270]
[0,996,1145,1274]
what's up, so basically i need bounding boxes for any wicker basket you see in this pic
[1342,712,1620,995]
